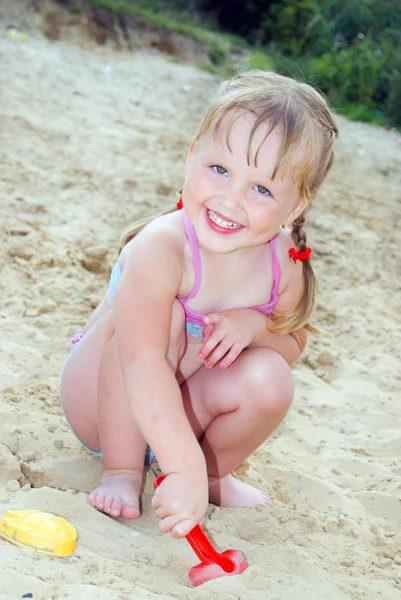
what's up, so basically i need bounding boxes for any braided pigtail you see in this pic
[268,206,319,335]
[290,209,318,333]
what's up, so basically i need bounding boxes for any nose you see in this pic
[219,185,243,213]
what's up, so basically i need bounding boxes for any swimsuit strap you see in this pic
[180,209,202,302]
[251,236,281,314]
[179,210,280,320]
[270,236,281,300]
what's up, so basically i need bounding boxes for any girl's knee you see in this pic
[245,350,294,416]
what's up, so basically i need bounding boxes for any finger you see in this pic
[219,342,243,369]
[171,519,198,539]
[151,485,167,510]
[203,312,223,326]
[201,323,215,344]
[151,491,162,510]
[159,513,185,534]
[154,505,171,520]
[204,338,234,368]
[198,330,226,361]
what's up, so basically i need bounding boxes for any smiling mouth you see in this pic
[207,209,242,229]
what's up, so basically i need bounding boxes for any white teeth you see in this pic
[207,209,241,229]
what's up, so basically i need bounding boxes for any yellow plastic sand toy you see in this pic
[0,510,77,557]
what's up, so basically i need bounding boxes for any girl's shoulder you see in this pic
[119,211,187,268]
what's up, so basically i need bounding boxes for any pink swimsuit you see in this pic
[178,209,281,339]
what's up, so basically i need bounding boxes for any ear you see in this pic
[286,196,310,226]
[185,148,194,175]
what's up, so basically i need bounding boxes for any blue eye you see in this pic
[212,165,228,176]
[255,184,270,195]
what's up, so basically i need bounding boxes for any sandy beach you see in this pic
[1,3,400,599]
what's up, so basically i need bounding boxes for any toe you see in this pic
[122,503,140,519]
[88,491,98,507]
[95,494,105,511]
[103,494,116,514]
[262,492,273,507]
[108,495,123,517]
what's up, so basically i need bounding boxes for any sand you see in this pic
[0,4,400,599]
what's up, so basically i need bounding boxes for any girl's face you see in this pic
[182,112,306,255]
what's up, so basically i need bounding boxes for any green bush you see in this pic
[81,1,401,127]
[193,0,401,127]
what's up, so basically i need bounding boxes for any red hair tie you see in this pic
[176,188,183,210]
[289,247,312,263]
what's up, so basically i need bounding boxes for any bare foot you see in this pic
[88,469,143,518]
[208,474,273,508]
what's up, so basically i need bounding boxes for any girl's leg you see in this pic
[60,302,186,518]
[88,334,148,518]
[180,347,294,508]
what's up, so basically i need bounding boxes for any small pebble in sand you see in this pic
[8,244,35,260]
[340,559,354,567]
[84,245,108,260]
[3,387,15,394]
[20,452,36,462]
[38,300,57,314]
[5,479,20,492]
[24,308,40,317]
[81,257,106,274]
[316,369,331,383]
[8,395,20,403]
[317,351,336,366]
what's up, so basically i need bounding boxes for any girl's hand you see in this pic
[151,470,208,539]
[198,308,266,369]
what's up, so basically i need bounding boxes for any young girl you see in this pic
[60,70,338,539]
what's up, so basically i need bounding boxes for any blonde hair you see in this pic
[120,70,338,335]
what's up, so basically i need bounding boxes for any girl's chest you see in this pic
[183,246,276,315]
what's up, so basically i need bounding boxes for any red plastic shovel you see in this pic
[153,475,248,586]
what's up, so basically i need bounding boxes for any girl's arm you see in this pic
[251,312,307,364]
[200,308,305,367]
[251,242,307,364]
[113,226,205,476]
[115,225,208,537]
[198,250,307,368]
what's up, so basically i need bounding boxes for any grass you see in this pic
[87,0,250,67]
[75,1,398,129]
[197,63,218,74]
[341,103,391,127]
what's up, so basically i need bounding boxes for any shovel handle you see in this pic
[153,475,234,572]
